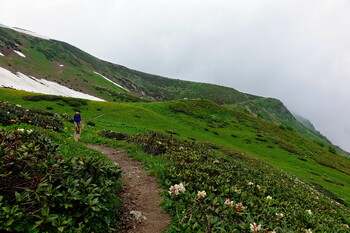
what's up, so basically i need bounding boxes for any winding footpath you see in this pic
[86,145,171,233]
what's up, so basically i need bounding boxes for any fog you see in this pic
[1,0,350,150]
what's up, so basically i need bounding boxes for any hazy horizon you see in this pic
[1,0,350,151]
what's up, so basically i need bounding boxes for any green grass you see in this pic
[1,88,350,208]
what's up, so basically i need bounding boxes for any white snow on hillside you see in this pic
[13,50,26,58]
[0,52,4,57]
[0,24,50,40]
[94,71,129,92]
[0,66,104,101]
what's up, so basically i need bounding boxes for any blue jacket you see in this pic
[74,114,81,122]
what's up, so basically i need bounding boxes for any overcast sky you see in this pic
[1,0,350,151]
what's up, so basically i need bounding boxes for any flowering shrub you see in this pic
[130,132,350,232]
[0,129,122,232]
[0,102,63,131]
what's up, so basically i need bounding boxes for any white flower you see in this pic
[27,129,33,134]
[247,182,254,186]
[176,183,186,193]
[77,161,84,165]
[114,162,119,166]
[306,209,312,215]
[235,203,245,212]
[266,195,272,200]
[168,183,186,196]
[275,212,284,218]
[250,222,262,232]
[197,190,207,199]
[224,199,234,207]
[16,104,21,107]
[305,229,312,233]
[17,128,25,133]
[256,185,261,189]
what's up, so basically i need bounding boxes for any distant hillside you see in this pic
[0,25,257,104]
[225,98,349,157]
[293,113,318,132]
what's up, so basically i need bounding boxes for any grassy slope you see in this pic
[1,88,350,208]
[225,98,349,157]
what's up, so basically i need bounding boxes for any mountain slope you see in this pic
[225,98,350,157]
[0,25,257,104]
[0,24,347,158]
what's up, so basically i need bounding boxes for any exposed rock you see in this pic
[130,210,147,222]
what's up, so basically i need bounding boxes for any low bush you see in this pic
[0,102,63,131]
[23,95,87,107]
[87,121,96,126]
[99,130,128,141]
[129,131,350,232]
[0,129,122,232]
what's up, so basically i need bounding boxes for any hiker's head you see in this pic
[75,112,80,115]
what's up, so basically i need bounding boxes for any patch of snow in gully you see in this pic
[0,52,4,57]
[0,66,104,101]
[13,50,26,58]
[94,71,129,92]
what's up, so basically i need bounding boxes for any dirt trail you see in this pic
[86,144,171,233]
[90,112,113,120]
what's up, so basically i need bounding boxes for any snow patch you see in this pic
[59,64,64,67]
[94,71,129,92]
[0,66,104,101]
[13,50,26,58]
[0,52,4,57]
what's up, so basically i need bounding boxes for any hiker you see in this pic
[73,112,82,134]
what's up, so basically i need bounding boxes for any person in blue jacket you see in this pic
[73,112,82,134]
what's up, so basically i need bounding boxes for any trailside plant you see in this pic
[0,101,63,131]
[0,128,122,232]
[129,131,350,232]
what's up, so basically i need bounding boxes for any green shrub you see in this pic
[99,130,128,141]
[129,131,350,232]
[0,102,63,131]
[0,129,122,232]
[23,95,87,107]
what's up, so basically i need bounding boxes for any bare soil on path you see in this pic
[86,144,171,233]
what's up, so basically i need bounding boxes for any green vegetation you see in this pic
[225,98,349,157]
[0,96,122,232]
[0,88,349,232]
[1,25,350,231]
[126,132,350,232]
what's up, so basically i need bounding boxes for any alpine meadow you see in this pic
[0,24,349,232]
